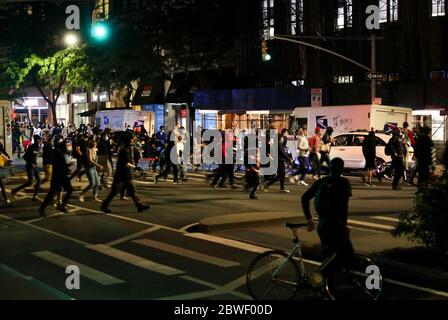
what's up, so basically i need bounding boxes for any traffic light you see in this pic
[92,21,109,41]
[261,40,271,62]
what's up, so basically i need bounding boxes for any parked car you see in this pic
[329,131,414,171]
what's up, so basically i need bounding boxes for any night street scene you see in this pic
[0,0,448,311]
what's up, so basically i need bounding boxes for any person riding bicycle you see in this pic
[301,157,355,271]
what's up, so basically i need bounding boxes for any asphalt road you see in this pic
[0,167,446,300]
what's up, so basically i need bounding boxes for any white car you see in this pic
[329,132,414,170]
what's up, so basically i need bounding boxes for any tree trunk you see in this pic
[49,102,57,127]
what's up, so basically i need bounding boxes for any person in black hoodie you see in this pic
[414,126,434,187]
[362,131,377,187]
[11,135,42,200]
[101,132,150,213]
[38,140,73,216]
[41,135,54,184]
[263,128,291,193]
[154,130,179,184]
[389,129,405,190]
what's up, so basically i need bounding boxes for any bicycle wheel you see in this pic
[246,250,301,300]
[325,253,383,300]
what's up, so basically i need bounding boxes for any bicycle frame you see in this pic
[272,238,307,280]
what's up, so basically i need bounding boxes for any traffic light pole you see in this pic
[271,35,378,104]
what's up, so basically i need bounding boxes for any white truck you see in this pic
[95,109,154,132]
[292,104,414,134]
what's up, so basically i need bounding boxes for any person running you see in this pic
[301,157,355,270]
[38,140,74,216]
[262,128,291,193]
[362,130,377,187]
[78,140,103,203]
[244,135,261,200]
[41,135,54,184]
[11,135,42,200]
[70,133,88,181]
[101,133,150,213]
[154,130,179,184]
[309,127,322,180]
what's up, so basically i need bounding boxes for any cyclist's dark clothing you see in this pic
[301,175,354,268]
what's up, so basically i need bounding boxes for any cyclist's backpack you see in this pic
[385,139,394,156]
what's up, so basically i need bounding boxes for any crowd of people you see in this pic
[0,119,447,213]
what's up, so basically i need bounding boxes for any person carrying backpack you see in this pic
[301,157,355,270]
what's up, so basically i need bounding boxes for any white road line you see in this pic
[32,251,124,286]
[157,289,224,300]
[0,214,89,246]
[87,244,184,276]
[105,213,180,232]
[184,233,269,254]
[133,239,240,268]
[105,226,160,247]
[347,219,394,231]
[371,216,399,223]
[384,278,448,298]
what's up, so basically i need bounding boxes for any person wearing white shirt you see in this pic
[291,128,310,186]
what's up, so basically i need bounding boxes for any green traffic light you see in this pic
[263,53,271,62]
[92,22,109,40]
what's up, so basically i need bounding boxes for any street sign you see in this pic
[311,88,322,108]
[367,72,384,80]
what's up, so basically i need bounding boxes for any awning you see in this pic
[77,109,97,117]
[132,82,164,105]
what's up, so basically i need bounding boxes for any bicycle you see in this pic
[246,223,383,300]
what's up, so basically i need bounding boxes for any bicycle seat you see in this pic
[285,222,308,229]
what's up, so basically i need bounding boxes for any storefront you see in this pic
[71,93,89,128]
[141,104,165,134]
[215,110,291,130]
[194,109,218,129]
[13,97,48,124]
[56,94,69,125]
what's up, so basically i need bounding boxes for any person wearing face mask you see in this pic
[97,130,113,188]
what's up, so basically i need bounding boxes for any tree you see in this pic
[2,48,93,125]
[85,0,240,107]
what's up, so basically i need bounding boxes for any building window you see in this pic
[430,70,446,80]
[336,0,353,30]
[292,80,305,86]
[379,0,398,23]
[262,0,275,38]
[290,0,304,35]
[432,0,446,16]
[334,75,354,84]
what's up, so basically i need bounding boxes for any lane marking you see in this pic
[133,239,240,268]
[384,278,448,298]
[0,214,89,246]
[347,219,394,231]
[32,251,124,285]
[371,216,399,223]
[87,244,184,276]
[105,226,160,247]
[0,263,75,300]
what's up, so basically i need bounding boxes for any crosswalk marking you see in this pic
[105,227,160,247]
[184,233,268,254]
[371,216,399,223]
[87,244,184,276]
[132,239,240,268]
[32,251,124,285]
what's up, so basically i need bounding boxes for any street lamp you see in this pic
[64,32,79,47]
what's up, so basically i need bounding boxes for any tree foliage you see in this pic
[392,175,448,252]
[1,48,93,124]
